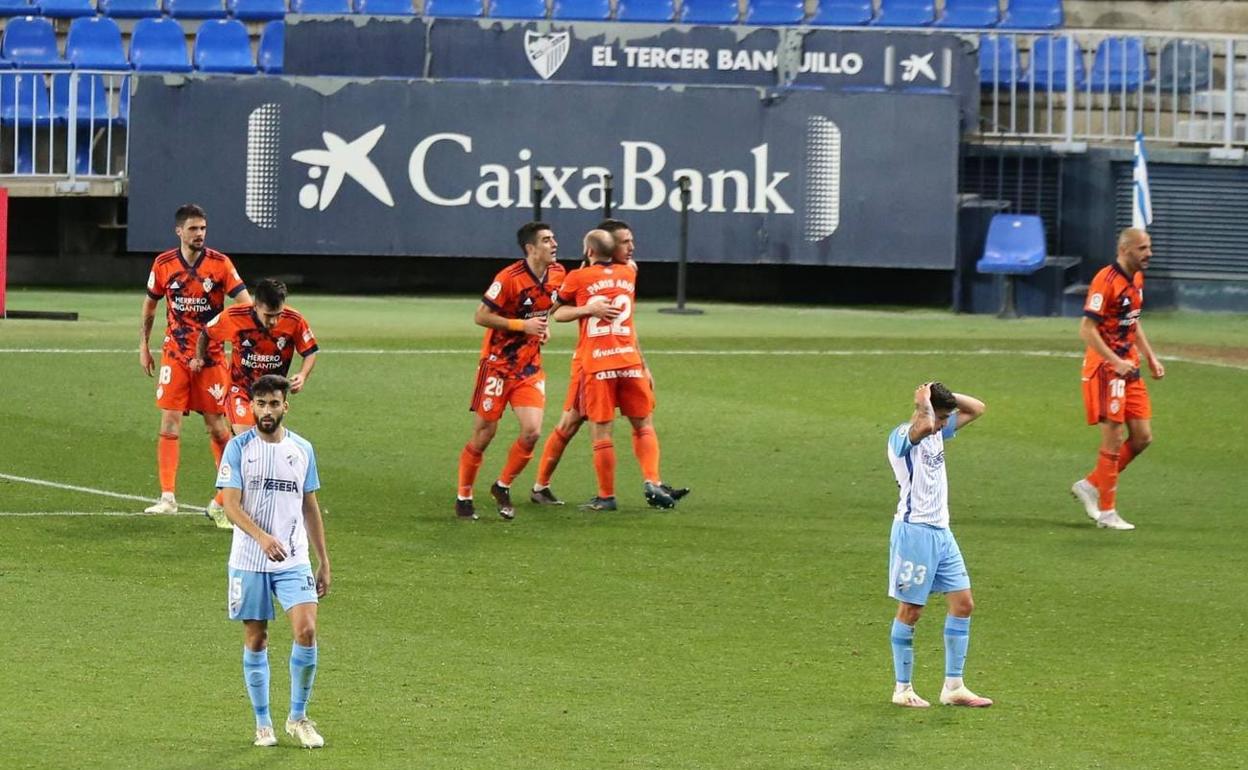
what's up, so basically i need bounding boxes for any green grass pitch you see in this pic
[0,289,1245,769]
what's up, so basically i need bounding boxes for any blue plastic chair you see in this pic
[1026,36,1085,90]
[615,0,672,21]
[354,0,413,13]
[229,0,286,19]
[1089,36,1148,92]
[0,0,34,17]
[163,0,227,17]
[679,0,739,24]
[978,35,1021,86]
[999,0,1061,29]
[130,17,193,73]
[290,0,350,10]
[935,0,998,28]
[551,0,607,19]
[50,72,112,122]
[873,0,934,26]
[746,0,804,24]
[37,0,96,18]
[1157,39,1210,93]
[98,0,162,16]
[194,19,256,73]
[489,0,545,18]
[977,214,1046,273]
[0,72,53,125]
[2,17,73,69]
[66,17,130,70]
[808,0,871,25]
[424,0,483,15]
[258,19,282,73]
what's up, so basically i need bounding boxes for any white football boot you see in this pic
[143,493,178,515]
[940,684,994,707]
[253,726,278,747]
[1097,510,1136,530]
[285,717,325,748]
[1070,479,1100,521]
[891,685,930,708]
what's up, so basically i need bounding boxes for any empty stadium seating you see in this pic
[194,18,255,72]
[999,0,1063,30]
[746,0,805,25]
[37,0,95,19]
[291,0,351,11]
[679,0,739,24]
[163,0,227,17]
[66,16,129,69]
[978,35,1021,86]
[873,0,933,26]
[3,17,71,68]
[258,18,282,72]
[423,0,483,16]
[228,0,286,19]
[50,72,113,121]
[354,0,415,14]
[0,0,35,18]
[551,0,608,20]
[98,0,162,17]
[1088,36,1148,91]
[129,17,192,72]
[808,0,872,25]
[488,0,546,18]
[935,0,999,28]
[1025,35,1084,89]
[1157,39,1211,93]
[614,0,673,21]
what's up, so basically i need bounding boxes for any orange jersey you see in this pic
[1082,263,1144,375]
[478,260,565,379]
[556,261,643,374]
[204,303,318,391]
[146,248,245,366]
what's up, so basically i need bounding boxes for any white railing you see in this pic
[1,70,129,184]
[973,29,1248,156]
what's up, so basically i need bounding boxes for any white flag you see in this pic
[1132,132,1152,230]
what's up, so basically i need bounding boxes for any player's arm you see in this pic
[551,298,618,323]
[474,302,547,336]
[190,313,229,373]
[952,392,986,430]
[289,352,318,394]
[302,491,331,598]
[907,383,939,443]
[222,487,288,561]
[1079,316,1134,377]
[139,296,159,376]
[1134,321,1165,380]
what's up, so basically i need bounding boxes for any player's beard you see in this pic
[256,413,284,435]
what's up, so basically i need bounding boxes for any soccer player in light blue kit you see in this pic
[886,381,992,708]
[216,374,332,747]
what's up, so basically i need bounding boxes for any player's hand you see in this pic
[539,326,551,345]
[187,357,204,373]
[1147,356,1166,380]
[289,373,306,393]
[140,347,155,377]
[1110,358,1135,377]
[257,533,288,562]
[586,299,621,320]
[315,565,331,598]
[914,382,932,407]
[522,316,548,337]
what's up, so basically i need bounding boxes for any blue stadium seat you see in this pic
[615,0,672,21]
[2,17,72,69]
[130,17,193,72]
[99,0,162,16]
[978,35,1020,86]
[977,215,1046,274]
[746,0,804,24]
[808,0,872,25]
[551,0,608,20]
[0,0,34,17]
[1157,39,1210,93]
[1026,35,1085,90]
[50,72,112,122]
[194,19,256,73]
[873,0,934,26]
[935,0,998,28]
[354,0,413,13]
[258,18,282,73]
[229,0,286,19]
[290,0,349,10]
[37,0,96,18]
[999,0,1061,29]
[163,0,227,17]
[489,0,545,18]
[116,73,129,123]
[1089,36,1148,92]
[424,0,483,15]
[0,72,53,125]
[679,0,739,24]
[66,17,130,70]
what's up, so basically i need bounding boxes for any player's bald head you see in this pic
[1117,227,1149,253]
[584,229,615,262]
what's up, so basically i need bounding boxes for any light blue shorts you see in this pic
[888,519,971,606]
[227,565,318,621]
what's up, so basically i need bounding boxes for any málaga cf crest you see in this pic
[525,31,570,80]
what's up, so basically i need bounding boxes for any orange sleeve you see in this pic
[1083,270,1112,320]
[482,268,515,313]
[222,257,246,298]
[203,309,234,343]
[294,314,318,355]
[146,260,166,299]
[556,270,582,306]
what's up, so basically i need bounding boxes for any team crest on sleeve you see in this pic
[218,463,231,483]
[1089,293,1104,311]
[147,272,155,290]
[302,329,314,343]
[486,281,503,300]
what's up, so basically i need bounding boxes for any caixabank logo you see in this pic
[245,105,840,241]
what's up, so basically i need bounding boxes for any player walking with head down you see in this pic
[886,382,991,709]
[139,203,250,520]
[455,222,568,520]
[1070,228,1165,531]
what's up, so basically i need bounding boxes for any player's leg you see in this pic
[888,520,934,707]
[202,411,234,529]
[578,375,618,510]
[532,406,586,505]
[147,406,184,514]
[1118,379,1153,472]
[231,568,277,746]
[229,386,255,437]
[1091,420,1133,529]
[930,530,991,707]
[620,375,687,509]
[276,567,324,748]
[458,411,501,522]
[491,376,546,520]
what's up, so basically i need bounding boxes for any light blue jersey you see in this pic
[217,428,320,573]
[886,415,957,529]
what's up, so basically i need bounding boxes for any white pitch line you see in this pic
[0,510,199,518]
[0,472,207,513]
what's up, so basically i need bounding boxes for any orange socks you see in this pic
[210,433,229,505]
[1116,443,1137,471]
[1086,449,1120,512]
[631,426,661,484]
[592,439,615,498]
[157,432,179,495]
[535,428,573,488]
[499,438,537,487]
[457,444,484,499]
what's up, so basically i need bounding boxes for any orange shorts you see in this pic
[1082,365,1151,425]
[227,385,255,426]
[582,367,655,423]
[470,365,545,422]
[563,359,584,414]
[155,351,228,414]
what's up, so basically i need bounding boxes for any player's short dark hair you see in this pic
[175,204,207,226]
[597,218,631,235]
[251,374,290,400]
[517,221,551,253]
[254,278,288,309]
[929,382,957,412]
